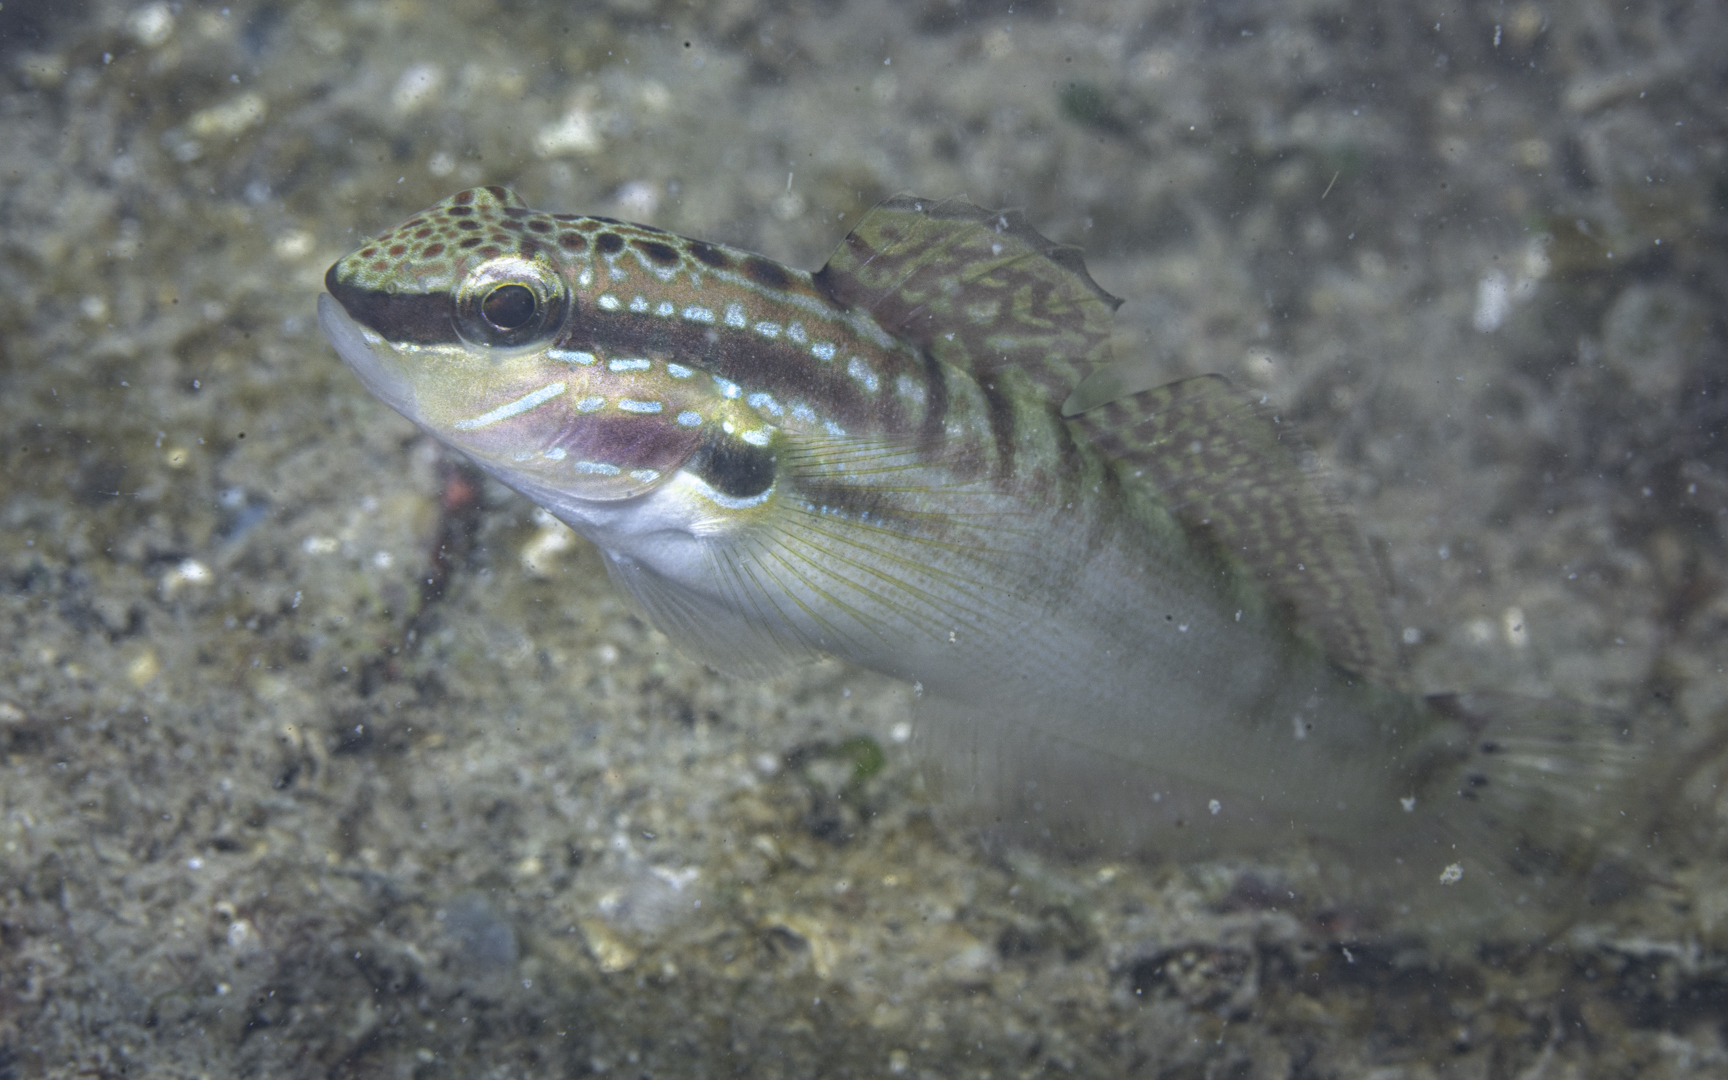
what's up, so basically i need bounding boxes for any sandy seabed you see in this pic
[2,0,1727,1076]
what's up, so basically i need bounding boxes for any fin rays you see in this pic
[815,196,1121,408]
[679,448,1039,669]
[1074,375,1403,685]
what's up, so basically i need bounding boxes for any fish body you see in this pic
[321,187,1645,925]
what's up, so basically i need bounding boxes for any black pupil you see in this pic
[482,284,537,330]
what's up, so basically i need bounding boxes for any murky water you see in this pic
[3,1,1726,1075]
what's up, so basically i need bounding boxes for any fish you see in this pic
[320,186,1654,932]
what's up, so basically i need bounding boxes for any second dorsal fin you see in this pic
[1074,375,1404,687]
[812,196,1122,409]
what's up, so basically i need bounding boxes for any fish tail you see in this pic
[1395,692,1674,926]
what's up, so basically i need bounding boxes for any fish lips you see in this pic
[318,292,418,420]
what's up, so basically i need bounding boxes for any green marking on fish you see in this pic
[320,187,1652,925]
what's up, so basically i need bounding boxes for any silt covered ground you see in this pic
[2,0,1728,1075]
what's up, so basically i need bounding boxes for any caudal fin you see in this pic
[918,687,1677,943]
[1424,693,1648,856]
[1383,691,1671,938]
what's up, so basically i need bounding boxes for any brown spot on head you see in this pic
[499,219,524,232]
[687,241,730,269]
[370,259,389,272]
[557,232,587,251]
[575,220,603,233]
[453,190,476,205]
[596,232,625,255]
[484,185,509,201]
[414,227,433,239]
[388,243,408,257]
[519,239,540,259]
[459,237,483,249]
[423,243,445,257]
[457,219,481,231]
[527,219,552,234]
[360,247,378,258]
[632,238,680,266]
[503,207,529,218]
[477,244,502,258]
[742,255,792,290]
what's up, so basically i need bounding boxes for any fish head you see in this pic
[319,186,732,520]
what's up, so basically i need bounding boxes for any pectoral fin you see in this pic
[601,550,818,678]
[602,433,1032,678]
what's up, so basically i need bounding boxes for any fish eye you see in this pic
[482,284,537,330]
[691,436,776,501]
[455,257,570,348]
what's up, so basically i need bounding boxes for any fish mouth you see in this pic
[318,292,418,419]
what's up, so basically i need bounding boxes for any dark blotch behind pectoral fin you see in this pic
[813,196,1121,409]
[1074,374,1403,687]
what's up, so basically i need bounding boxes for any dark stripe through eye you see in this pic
[325,264,456,345]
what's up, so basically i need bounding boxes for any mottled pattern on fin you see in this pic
[813,196,1122,408]
[1075,375,1402,686]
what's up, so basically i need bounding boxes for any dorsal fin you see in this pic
[1074,375,1403,686]
[813,196,1122,408]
